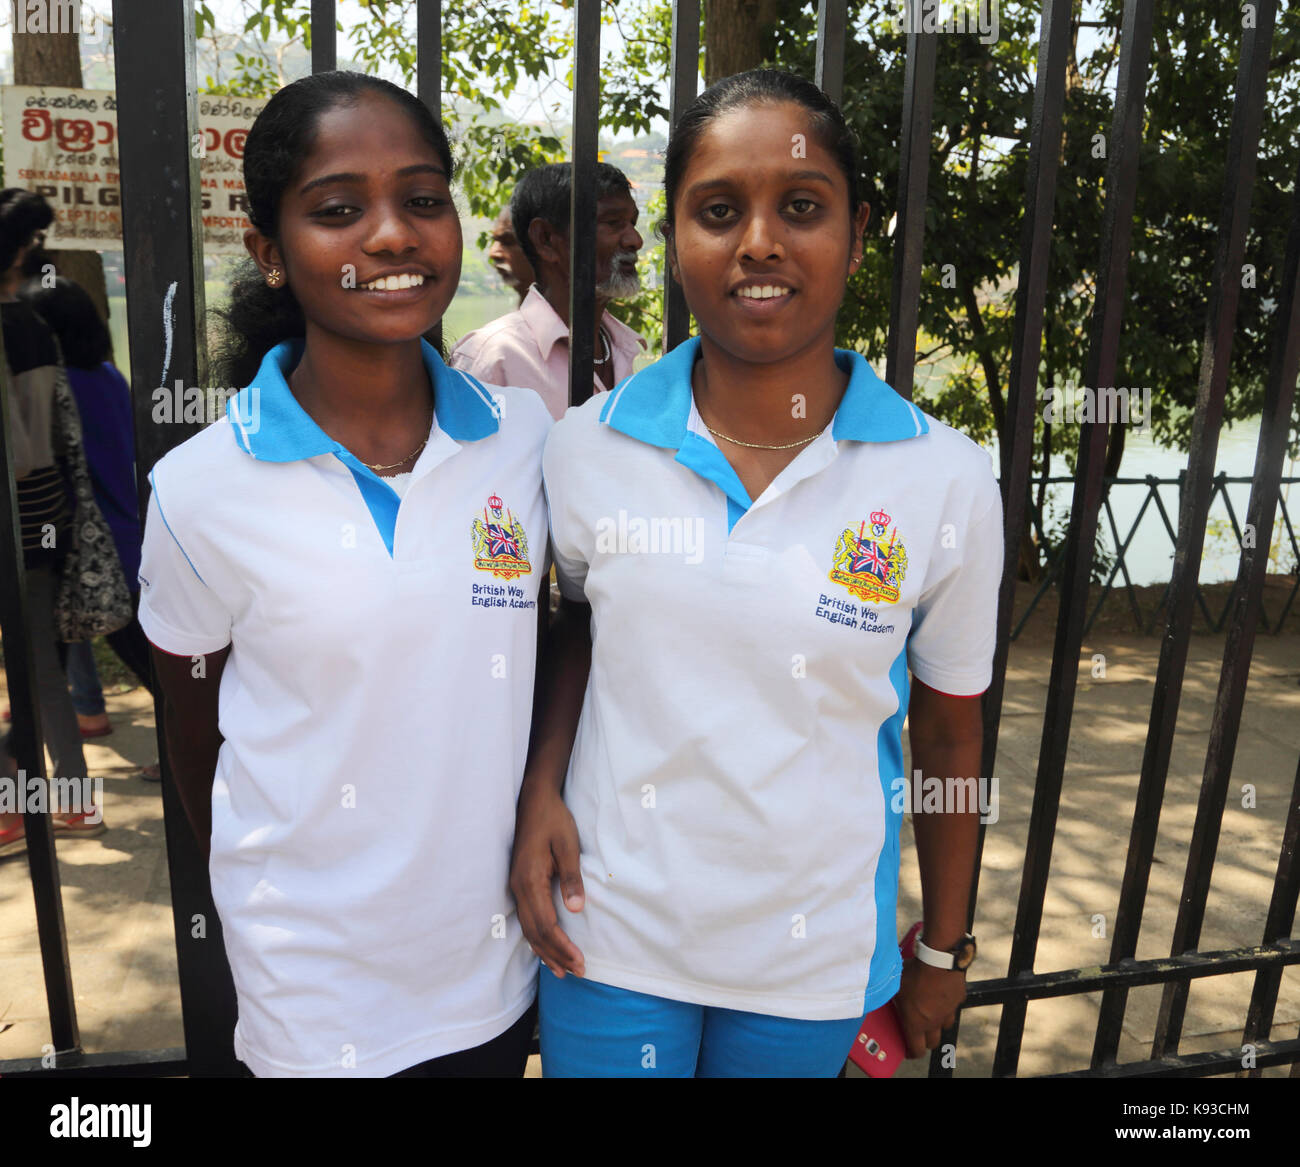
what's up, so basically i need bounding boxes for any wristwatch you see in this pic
[914,931,977,971]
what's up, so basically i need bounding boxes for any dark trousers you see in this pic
[239,999,538,1078]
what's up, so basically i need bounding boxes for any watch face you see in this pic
[955,937,977,970]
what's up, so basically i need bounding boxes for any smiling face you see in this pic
[244,90,462,347]
[666,101,868,365]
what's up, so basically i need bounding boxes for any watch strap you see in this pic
[913,935,957,969]
[913,933,975,970]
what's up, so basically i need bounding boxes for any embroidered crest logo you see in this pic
[829,509,907,604]
[471,494,532,581]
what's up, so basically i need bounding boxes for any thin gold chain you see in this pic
[702,422,820,451]
[362,409,434,472]
[695,361,820,450]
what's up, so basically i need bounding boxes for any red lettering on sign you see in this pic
[22,109,53,141]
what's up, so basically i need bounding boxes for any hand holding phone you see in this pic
[846,921,923,1077]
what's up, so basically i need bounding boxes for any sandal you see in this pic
[52,811,107,838]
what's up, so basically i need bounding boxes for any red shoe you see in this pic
[2,707,10,722]
[78,713,112,739]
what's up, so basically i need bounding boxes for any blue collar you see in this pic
[227,337,500,460]
[597,336,929,447]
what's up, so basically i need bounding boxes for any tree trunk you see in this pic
[13,21,110,327]
[704,0,781,85]
[1103,419,1127,479]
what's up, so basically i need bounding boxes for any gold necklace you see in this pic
[702,422,820,451]
[362,410,433,472]
[695,361,820,450]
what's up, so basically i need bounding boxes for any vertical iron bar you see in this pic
[416,0,442,122]
[663,0,700,353]
[993,0,1154,1078]
[417,0,442,352]
[927,0,1072,1079]
[1151,127,1297,1061]
[568,0,600,409]
[0,351,78,1054]
[311,0,336,73]
[112,0,239,1076]
[884,17,936,398]
[1089,0,1276,1066]
[815,0,848,106]
[1241,754,1300,1076]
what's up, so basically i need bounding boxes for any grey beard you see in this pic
[596,252,641,299]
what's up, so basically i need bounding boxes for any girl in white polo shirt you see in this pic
[139,72,550,1077]
[511,69,1002,1077]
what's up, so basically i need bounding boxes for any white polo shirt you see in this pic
[543,336,1003,1021]
[138,338,551,1077]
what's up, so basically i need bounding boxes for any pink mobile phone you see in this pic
[847,921,923,1078]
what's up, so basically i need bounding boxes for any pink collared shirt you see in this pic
[448,284,647,421]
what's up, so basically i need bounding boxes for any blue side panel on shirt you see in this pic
[864,643,911,1013]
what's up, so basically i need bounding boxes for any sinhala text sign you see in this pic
[2,85,266,254]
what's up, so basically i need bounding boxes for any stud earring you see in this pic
[267,268,282,287]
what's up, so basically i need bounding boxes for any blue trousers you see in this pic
[538,969,865,1078]
[65,640,105,716]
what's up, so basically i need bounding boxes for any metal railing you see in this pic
[1013,474,1300,639]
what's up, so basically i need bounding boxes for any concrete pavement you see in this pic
[1,620,1296,1078]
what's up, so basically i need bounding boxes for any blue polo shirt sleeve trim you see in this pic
[138,469,233,656]
[148,467,205,585]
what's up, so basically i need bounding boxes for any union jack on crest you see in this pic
[486,523,521,559]
[850,538,891,579]
[471,493,533,580]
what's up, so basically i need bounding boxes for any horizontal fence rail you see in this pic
[1012,475,1300,639]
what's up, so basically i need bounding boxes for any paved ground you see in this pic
[1,604,1297,1078]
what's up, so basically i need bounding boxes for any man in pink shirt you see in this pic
[486,204,535,306]
[449,163,647,420]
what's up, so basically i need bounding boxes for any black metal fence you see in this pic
[1015,474,1300,638]
[0,0,1296,1079]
